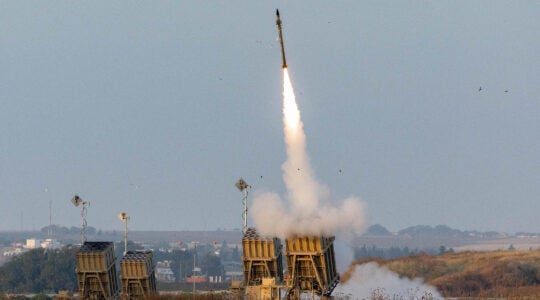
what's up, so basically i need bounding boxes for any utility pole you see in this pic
[192,241,199,296]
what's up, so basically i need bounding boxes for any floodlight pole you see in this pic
[81,203,88,245]
[123,217,128,256]
[235,178,251,235]
[242,187,249,235]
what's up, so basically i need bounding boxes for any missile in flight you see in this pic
[276,9,287,69]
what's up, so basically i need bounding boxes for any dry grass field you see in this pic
[343,250,540,298]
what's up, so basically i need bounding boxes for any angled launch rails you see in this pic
[242,228,284,285]
[76,242,157,300]
[242,228,284,300]
[276,9,287,68]
[284,236,339,299]
[239,229,339,300]
[120,251,157,299]
[76,241,121,300]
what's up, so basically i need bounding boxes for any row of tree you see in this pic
[153,247,225,281]
[40,225,104,236]
[354,245,440,260]
[0,247,78,293]
[0,242,225,293]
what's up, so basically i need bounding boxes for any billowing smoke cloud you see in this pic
[250,68,442,298]
[250,69,366,238]
[335,262,443,299]
[333,238,355,274]
[248,67,442,298]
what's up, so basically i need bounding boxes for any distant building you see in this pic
[209,276,223,283]
[156,260,176,282]
[2,247,23,257]
[41,238,62,249]
[3,242,26,257]
[25,239,42,249]
[25,238,63,249]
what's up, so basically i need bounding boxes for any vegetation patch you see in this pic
[344,250,540,298]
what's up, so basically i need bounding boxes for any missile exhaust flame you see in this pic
[282,70,299,131]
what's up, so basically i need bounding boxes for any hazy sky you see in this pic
[1,1,538,234]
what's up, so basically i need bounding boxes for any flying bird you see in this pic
[504,90,509,93]
[478,86,482,91]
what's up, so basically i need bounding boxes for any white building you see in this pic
[156,260,176,282]
[25,239,42,249]
[3,247,23,257]
[25,238,63,250]
[41,238,62,249]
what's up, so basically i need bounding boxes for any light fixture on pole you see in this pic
[235,178,251,235]
[71,195,89,245]
[117,211,129,256]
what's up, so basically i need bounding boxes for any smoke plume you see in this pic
[249,68,442,298]
[250,69,366,238]
[335,262,442,299]
[250,68,442,298]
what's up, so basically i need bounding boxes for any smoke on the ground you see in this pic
[335,262,443,299]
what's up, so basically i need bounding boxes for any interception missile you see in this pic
[276,9,287,69]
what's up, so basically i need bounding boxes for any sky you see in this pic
[1,1,538,234]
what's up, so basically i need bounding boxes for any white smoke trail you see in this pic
[250,69,366,239]
[281,69,321,215]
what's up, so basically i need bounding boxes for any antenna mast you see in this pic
[45,188,51,238]
[49,198,52,238]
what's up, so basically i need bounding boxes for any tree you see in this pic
[170,249,193,282]
[202,254,224,277]
[230,245,241,262]
[0,247,78,293]
[439,245,447,255]
[366,224,392,236]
